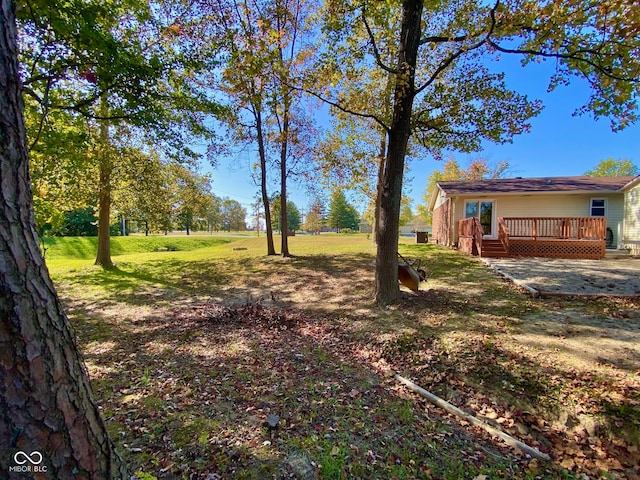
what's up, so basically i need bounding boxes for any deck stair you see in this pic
[480,239,509,258]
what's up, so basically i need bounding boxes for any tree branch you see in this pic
[293,82,390,133]
[361,3,397,75]
[486,39,640,83]
[28,77,53,152]
[415,0,500,95]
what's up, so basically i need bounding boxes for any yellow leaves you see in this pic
[525,458,541,474]
[163,24,182,38]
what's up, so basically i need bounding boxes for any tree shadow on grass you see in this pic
[57,246,640,478]
[60,259,233,306]
[70,300,527,479]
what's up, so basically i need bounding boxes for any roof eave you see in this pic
[440,189,625,197]
[622,175,640,191]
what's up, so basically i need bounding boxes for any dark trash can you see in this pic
[416,231,428,244]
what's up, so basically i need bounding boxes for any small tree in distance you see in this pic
[303,198,326,233]
[328,190,360,232]
[270,196,302,232]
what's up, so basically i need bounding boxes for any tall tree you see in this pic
[318,0,640,304]
[205,194,223,233]
[585,158,639,177]
[114,149,174,236]
[170,164,213,235]
[315,0,539,303]
[328,189,360,231]
[0,1,126,476]
[221,198,247,231]
[19,0,221,268]
[219,0,277,255]
[268,0,316,257]
[218,0,316,256]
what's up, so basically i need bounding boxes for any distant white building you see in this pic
[359,221,372,233]
[399,215,431,234]
[360,216,431,235]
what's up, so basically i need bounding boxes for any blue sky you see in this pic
[205,54,640,217]
[404,55,640,205]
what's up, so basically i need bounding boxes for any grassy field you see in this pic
[46,234,640,479]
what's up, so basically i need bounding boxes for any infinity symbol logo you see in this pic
[13,451,43,465]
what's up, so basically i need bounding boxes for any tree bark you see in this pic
[372,135,385,244]
[279,94,291,258]
[255,106,276,255]
[375,0,423,305]
[0,2,126,477]
[372,72,394,245]
[94,95,114,268]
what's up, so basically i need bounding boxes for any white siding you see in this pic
[433,190,448,209]
[623,183,640,254]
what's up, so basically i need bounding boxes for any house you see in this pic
[429,175,638,259]
[622,176,640,256]
[399,215,431,235]
[359,221,373,234]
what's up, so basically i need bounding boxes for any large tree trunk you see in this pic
[279,95,291,258]
[94,95,114,268]
[374,0,423,305]
[372,135,385,244]
[255,106,276,255]
[372,72,394,245]
[0,2,126,477]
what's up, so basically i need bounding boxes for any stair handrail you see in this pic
[498,217,510,254]
[472,217,483,255]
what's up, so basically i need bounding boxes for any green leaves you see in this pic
[328,189,360,231]
[584,158,639,177]
[18,0,221,160]
[489,0,640,130]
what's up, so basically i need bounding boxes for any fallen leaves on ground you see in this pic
[58,248,640,480]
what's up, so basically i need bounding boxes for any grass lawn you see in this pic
[46,234,640,479]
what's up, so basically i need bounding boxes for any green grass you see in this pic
[42,232,418,260]
[42,234,234,259]
[44,234,640,479]
[43,233,383,301]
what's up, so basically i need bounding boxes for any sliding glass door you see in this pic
[464,200,495,236]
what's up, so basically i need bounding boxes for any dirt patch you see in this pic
[516,304,640,373]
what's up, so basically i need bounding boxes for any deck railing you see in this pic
[501,217,606,240]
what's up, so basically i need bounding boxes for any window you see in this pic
[464,200,494,235]
[590,198,606,217]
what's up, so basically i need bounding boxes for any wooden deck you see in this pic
[458,217,606,260]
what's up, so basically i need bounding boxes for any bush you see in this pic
[54,208,98,236]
